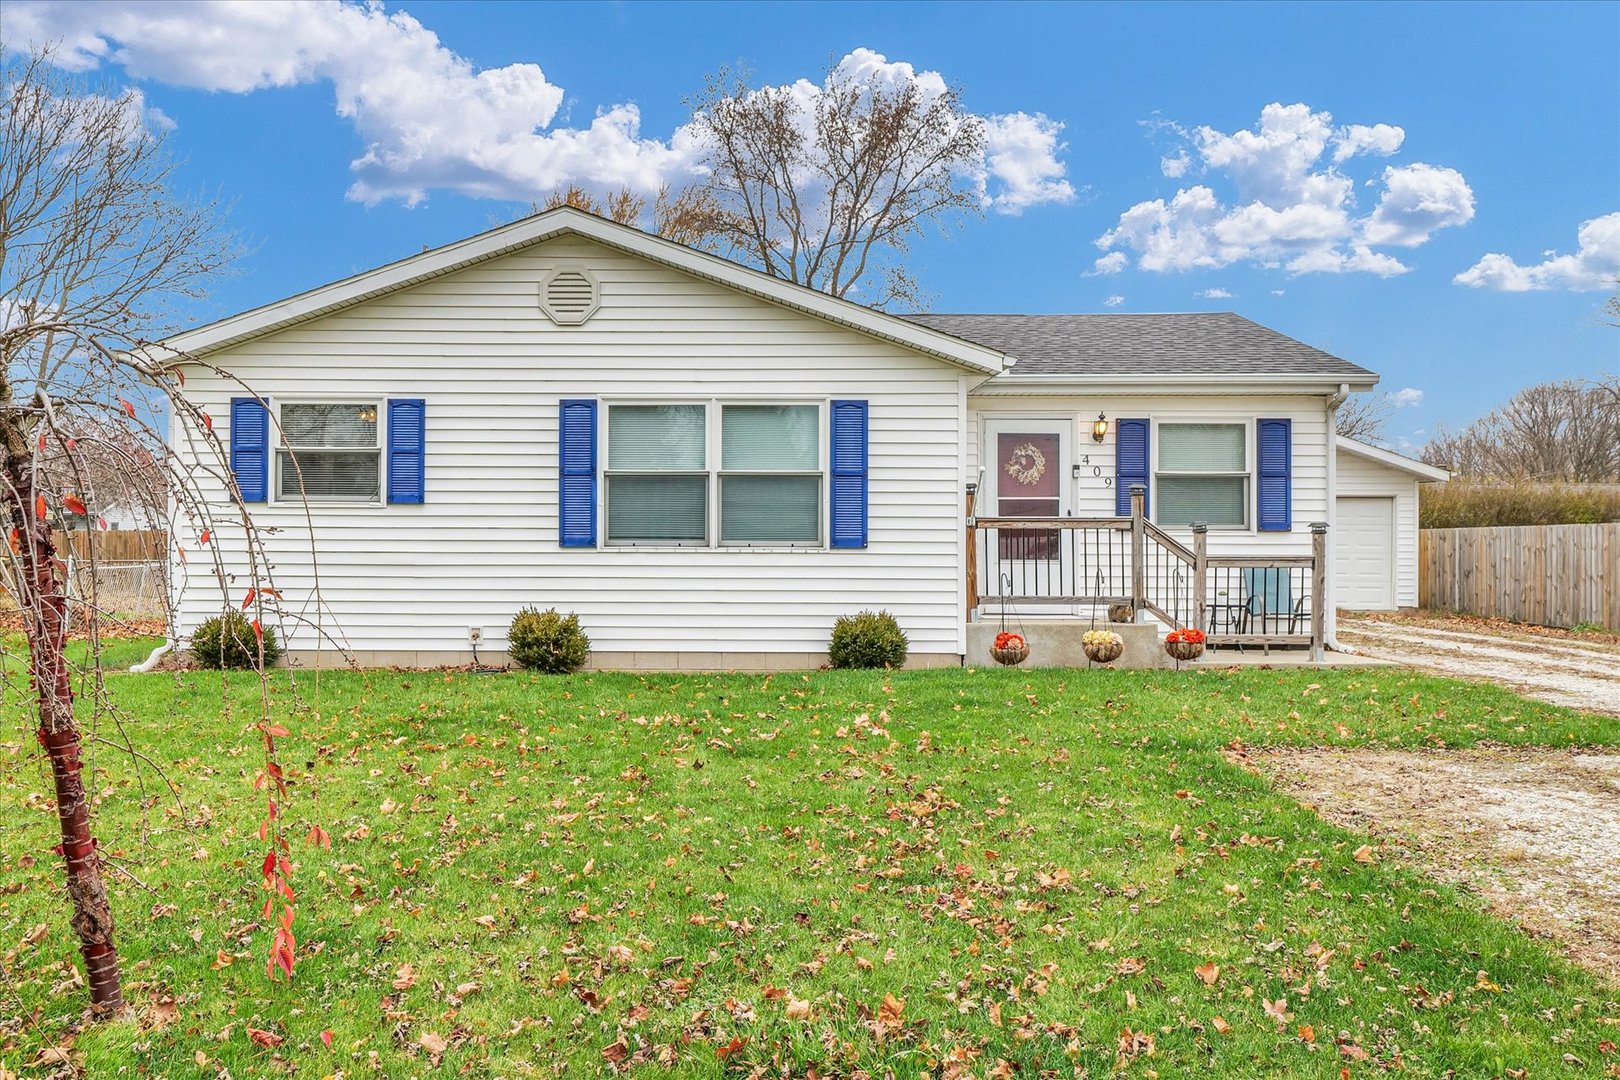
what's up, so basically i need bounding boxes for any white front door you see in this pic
[1334,496,1396,610]
[982,419,1071,602]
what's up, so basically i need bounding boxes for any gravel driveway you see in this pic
[1338,614,1620,715]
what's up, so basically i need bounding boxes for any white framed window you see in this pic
[720,404,821,545]
[604,401,825,547]
[275,400,383,504]
[605,404,709,544]
[1155,422,1249,528]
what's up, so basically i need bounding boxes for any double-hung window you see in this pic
[1155,422,1248,528]
[719,405,820,544]
[606,404,709,543]
[276,401,382,504]
[604,402,823,546]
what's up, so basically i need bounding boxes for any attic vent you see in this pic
[540,268,600,325]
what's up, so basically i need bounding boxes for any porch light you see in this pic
[1092,412,1108,442]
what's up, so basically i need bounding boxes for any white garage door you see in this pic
[1334,497,1395,610]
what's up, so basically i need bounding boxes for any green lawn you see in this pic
[2,656,1617,1076]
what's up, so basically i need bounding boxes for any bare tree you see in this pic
[683,60,987,309]
[1421,377,1620,481]
[1334,392,1392,443]
[0,48,312,1016]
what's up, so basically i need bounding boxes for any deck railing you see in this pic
[967,483,1326,658]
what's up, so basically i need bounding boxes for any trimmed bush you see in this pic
[828,610,909,669]
[507,607,590,673]
[190,611,280,670]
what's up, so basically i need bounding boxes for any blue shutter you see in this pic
[387,398,426,504]
[1115,418,1149,517]
[1256,418,1292,531]
[829,400,868,549]
[230,397,269,503]
[558,399,598,548]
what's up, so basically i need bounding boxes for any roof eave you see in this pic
[973,371,1380,395]
[1335,435,1450,481]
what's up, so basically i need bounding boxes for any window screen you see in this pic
[276,402,381,502]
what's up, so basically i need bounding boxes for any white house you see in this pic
[151,207,1439,669]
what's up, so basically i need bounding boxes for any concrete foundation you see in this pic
[279,649,963,672]
[966,619,1175,670]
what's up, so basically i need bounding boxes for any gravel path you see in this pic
[1339,616,1620,715]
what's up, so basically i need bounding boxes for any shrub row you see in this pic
[1421,482,1620,529]
[188,607,908,672]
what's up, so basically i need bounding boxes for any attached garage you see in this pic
[1333,436,1449,611]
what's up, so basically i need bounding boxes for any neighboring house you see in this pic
[151,208,1432,669]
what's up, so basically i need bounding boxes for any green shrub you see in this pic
[189,611,281,670]
[507,607,590,673]
[828,610,909,669]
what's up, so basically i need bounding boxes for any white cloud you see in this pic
[982,111,1076,213]
[1091,251,1128,275]
[1160,149,1190,178]
[1196,287,1233,299]
[1362,163,1474,247]
[1332,123,1404,163]
[1102,294,1125,307]
[1096,102,1473,278]
[1454,211,1620,291]
[9,5,1072,212]
[1387,387,1424,407]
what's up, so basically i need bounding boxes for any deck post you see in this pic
[964,483,978,624]
[1310,522,1328,662]
[1191,523,1208,637]
[1129,484,1146,623]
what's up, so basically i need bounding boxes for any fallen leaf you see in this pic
[1194,962,1220,986]
[392,962,417,990]
[19,923,48,949]
[419,1032,448,1056]
[1263,998,1291,1026]
[1352,844,1377,864]
[1298,1024,1316,1044]
[246,1027,284,1049]
[602,1037,629,1063]
[320,1030,334,1049]
[784,997,812,1021]
[1211,1016,1231,1034]
[1116,956,1145,976]
[716,1035,748,1060]
[878,993,906,1024]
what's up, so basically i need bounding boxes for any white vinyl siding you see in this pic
[173,234,970,660]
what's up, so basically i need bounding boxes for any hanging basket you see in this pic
[1082,629,1125,665]
[990,632,1030,666]
[1107,604,1136,624]
[1164,629,1206,663]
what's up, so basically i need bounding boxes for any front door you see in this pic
[983,419,1071,602]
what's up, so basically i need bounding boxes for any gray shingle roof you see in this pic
[901,312,1375,380]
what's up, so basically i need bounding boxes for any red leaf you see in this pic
[198,529,211,545]
[96,517,107,530]
[246,1027,283,1048]
[202,412,213,431]
[253,618,264,643]
[7,529,20,555]
[242,588,256,610]
[262,850,277,878]
[262,723,291,737]
[306,824,331,849]
[34,495,47,520]
[320,1030,333,1050]
[37,434,46,451]
[119,398,136,418]
[64,495,87,516]
[716,1035,749,1060]
[174,369,186,387]
[65,438,76,451]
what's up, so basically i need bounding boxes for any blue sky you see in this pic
[12,0,1620,451]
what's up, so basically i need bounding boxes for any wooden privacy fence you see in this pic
[1419,522,1619,630]
[52,529,168,562]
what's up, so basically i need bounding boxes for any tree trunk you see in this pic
[1,428,125,1015]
